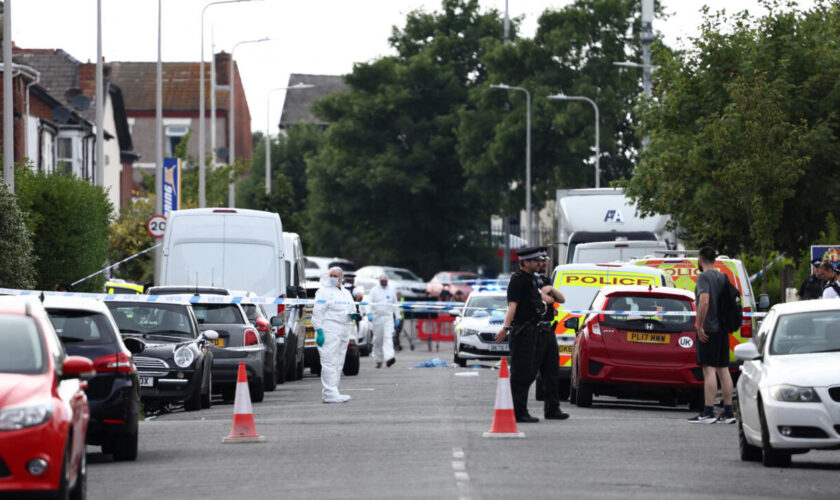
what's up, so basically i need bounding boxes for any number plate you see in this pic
[210,338,224,348]
[489,344,508,352]
[558,344,574,354]
[627,332,670,344]
[139,376,154,387]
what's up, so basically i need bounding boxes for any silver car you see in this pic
[355,266,427,301]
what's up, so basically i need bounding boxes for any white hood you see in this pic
[765,352,840,387]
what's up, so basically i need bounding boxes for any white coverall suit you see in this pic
[312,281,355,403]
[370,284,399,364]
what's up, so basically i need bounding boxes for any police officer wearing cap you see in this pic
[798,258,825,300]
[495,246,569,423]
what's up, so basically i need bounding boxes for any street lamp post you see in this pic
[154,0,164,284]
[548,93,600,189]
[199,0,261,208]
[227,36,269,207]
[265,83,313,196]
[95,0,104,187]
[490,83,532,244]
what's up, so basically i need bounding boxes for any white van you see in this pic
[158,208,285,317]
[571,240,668,264]
[280,232,306,381]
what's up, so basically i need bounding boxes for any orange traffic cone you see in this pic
[222,362,265,443]
[483,357,524,438]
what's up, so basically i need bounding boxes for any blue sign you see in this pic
[811,245,840,268]
[162,158,181,218]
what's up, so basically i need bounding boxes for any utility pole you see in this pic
[641,0,654,99]
[503,0,510,44]
[154,0,163,284]
[95,0,104,187]
[3,0,13,191]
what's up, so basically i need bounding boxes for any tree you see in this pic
[15,169,113,292]
[108,195,156,284]
[0,180,36,288]
[623,2,840,264]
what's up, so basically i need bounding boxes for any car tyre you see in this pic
[759,400,791,467]
[221,386,235,402]
[201,372,212,409]
[69,444,86,500]
[54,437,72,500]
[738,419,762,462]
[250,380,265,403]
[343,345,360,376]
[558,382,571,402]
[295,357,305,380]
[264,357,278,392]
[454,352,467,368]
[285,337,298,381]
[275,350,287,385]
[688,391,704,412]
[576,380,593,408]
[112,431,139,462]
[184,368,204,412]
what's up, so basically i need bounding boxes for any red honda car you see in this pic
[0,297,94,498]
[568,286,704,410]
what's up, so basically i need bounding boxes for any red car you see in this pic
[426,271,479,301]
[567,286,704,409]
[0,297,94,498]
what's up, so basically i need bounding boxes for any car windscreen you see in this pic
[329,261,356,272]
[770,311,840,355]
[602,295,694,332]
[47,309,116,345]
[387,269,422,281]
[106,302,195,337]
[0,315,46,374]
[465,296,507,317]
[192,304,245,325]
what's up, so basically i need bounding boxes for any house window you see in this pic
[166,125,189,156]
[56,137,73,175]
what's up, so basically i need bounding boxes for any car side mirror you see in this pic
[758,294,770,311]
[451,309,461,317]
[123,337,145,355]
[563,317,580,332]
[203,330,219,341]
[270,316,284,327]
[734,342,761,361]
[62,356,96,380]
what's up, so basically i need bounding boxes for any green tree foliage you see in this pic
[305,0,501,276]
[624,2,840,264]
[458,0,649,211]
[15,169,113,292]
[0,180,36,288]
[108,195,155,284]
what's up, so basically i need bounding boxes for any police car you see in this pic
[452,290,509,367]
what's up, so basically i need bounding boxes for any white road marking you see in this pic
[454,471,470,481]
[342,388,375,391]
[452,447,472,500]
[452,460,465,470]
[452,448,464,459]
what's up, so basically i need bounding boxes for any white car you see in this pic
[355,266,428,301]
[452,291,509,367]
[734,300,840,467]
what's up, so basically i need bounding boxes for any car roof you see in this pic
[553,263,666,275]
[598,285,694,300]
[42,295,113,314]
[148,286,230,295]
[768,300,840,315]
[0,295,34,315]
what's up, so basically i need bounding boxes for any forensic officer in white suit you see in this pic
[369,273,400,368]
[312,267,357,403]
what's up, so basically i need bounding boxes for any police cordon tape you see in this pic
[0,287,768,318]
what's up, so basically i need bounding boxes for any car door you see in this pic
[739,310,776,436]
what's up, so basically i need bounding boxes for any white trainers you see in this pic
[687,413,717,424]
[338,394,352,402]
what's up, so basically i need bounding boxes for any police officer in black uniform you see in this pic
[798,258,826,300]
[534,254,570,420]
[495,246,569,423]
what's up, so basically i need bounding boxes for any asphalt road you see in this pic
[87,345,839,500]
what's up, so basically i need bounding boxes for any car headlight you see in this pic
[0,400,54,431]
[174,346,195,368]
[770,385,821,403]
[461,328,478,337]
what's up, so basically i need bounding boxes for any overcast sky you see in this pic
[11,0,816,134]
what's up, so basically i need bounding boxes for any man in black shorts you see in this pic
[688,247,735,424]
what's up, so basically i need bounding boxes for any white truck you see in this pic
[556,188,678,264]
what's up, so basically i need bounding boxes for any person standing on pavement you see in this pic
[494,246,547,423]
[818,260,840,299]
[689,247,735,424]
[313,267,357,403]
[797,259,826,300]
[534,254,570,420]
[370,273,399,368]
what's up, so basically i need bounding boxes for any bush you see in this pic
[16,169,113,292]
[109,195,155,284]
[0,181,36,288]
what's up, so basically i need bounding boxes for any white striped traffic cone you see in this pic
[222,362,265,443]
[483,357,525,438]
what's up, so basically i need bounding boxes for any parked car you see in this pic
[190,302,268,403]
[734,299,840,467]
[452,290,509,367]
[105,301,215,412]
[426,271,479,301]
[148,286,280,391]
[355,266,427,300]
[0,296,93,498]
[304,256,356,282]
[280,233,308,381]
[44,296,141,461]
[567,285,703,409]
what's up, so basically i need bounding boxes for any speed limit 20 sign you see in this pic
[146,215,167,238]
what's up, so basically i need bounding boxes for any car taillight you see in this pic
[278,294,286,315]
[93,353,135,373]
[589,321,602,339]
[256,317,269,333]
[740,308,752,337]
[245,329,260,346]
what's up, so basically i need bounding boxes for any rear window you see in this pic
[47,310,116,345]
[192,304,245,325]
[386,269,422,281]
[0,315,46,374]
[603,295,694,332]
[329,261,357,272]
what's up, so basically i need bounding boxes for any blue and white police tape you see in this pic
[0,287,768,317]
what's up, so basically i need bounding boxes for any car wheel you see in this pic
[112,431,139,462]
[576,374,593,408]
[738,419,762,462]
[759,399,791,467]
[221,386,235,402]
[343,346,360,376]
[285,337,297,381]
[296,357,304,380]
[453,352,467,368]
[69,444,86,500]
[184,369,203,412]
[688,391,704,412]
[558,382,571,402]
[264,357,278,392]
[275,351,287,385]
[250,380,265,403]
[201,371,213,409]
[54,437,71,500]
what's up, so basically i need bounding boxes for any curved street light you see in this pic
[548,92,600,189]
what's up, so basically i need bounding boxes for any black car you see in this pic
[105,301,215,412]
[44,296,141,461]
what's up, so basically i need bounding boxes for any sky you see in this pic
[11,0,817,134]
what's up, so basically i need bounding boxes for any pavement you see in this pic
[87,344,839,500]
